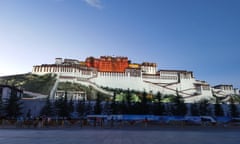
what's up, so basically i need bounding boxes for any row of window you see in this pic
[196,85,211,91]
[222,87,233,90]
[180,74,192,79]
[160,76,178,80]
[202,85,210,90]
[99,72,128,77]
[160,71,178,75]
[82,71,91,75]
[34,66,77,73]
[34,66,95,74]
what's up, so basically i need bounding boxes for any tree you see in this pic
[68,96,74,114]
[140,90,149,114]
[126,89,131,106]
[0,91,4,117]
[94,92,102,114]
[40,96,54,117]
[103,99,111,115]
[4,89,23,118]
[110,91,117,114]
[55,91,70,118]
[229,97,239,117]
[199,99,210,116]
[26,109,32,119]
[214,97,224,117]
[84,101,93,115]
[120,92,127,114]
[153,92,164,115]
[126,88,132,114]
[77,98,86,116]
[190,103,199,116]
[172,90,187,116]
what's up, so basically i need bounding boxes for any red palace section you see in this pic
[85,56,129,73]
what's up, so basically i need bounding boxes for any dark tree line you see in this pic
[94,90,239,117]
[37,89,238,117]
[1,89,238,120]
[229,97,239,117]
[0,88,23,119]
[107,90,187,116]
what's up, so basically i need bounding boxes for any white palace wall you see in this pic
[31,62,239,103]
[32,69,214,102]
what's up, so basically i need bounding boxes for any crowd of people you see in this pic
[0,115,239,129]
[0,116,151,129]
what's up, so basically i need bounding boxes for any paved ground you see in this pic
[0,128,239,144]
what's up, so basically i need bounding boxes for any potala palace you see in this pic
[32,56,240,103]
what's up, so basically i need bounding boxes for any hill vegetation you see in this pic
[0,74,239,117]
[0,73,56,95]
[57,82,110,100]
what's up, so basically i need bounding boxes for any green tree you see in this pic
[77,98,86,116]
[68,96,74,114]
[86,101,92,115]
[140,90,149,114]
[214,97,224,116]
[103,100,111,115]
[119,91,127,114]
[94,92,102,114]
[0,90,4,117]
[153,92,164,115]
[55,91,70,118]
[26,109,32,119]
[126,89,131,105]
[40,96,54,117]
[229,97,239,117]
[111,91,117,114]
[199,99,210,116]
[190,103,199,116]
[4,89,23,118]
[172,90,187,116]
[126,88,132,113]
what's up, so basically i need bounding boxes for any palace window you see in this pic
[202,85,210,91]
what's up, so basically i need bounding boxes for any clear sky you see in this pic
[0,0,240,88]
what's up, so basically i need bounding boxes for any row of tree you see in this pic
[0,89,239,119]
[39,89,239,118]
[0,89,23,119]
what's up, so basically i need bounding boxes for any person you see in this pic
[1,117,5,128]
[144,117,148,128]
[39,116,43,128]
[79,117,83,128]
[47,117,51,127]
[101,118,104,128]
[94,117,97,127]
[110,116,114,128]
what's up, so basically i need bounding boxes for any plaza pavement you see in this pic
[0,127,240,144]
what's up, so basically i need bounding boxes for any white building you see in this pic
[213,84,238,97]
[55,90,87,101]
[31,57,239,103]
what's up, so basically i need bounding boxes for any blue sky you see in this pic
[0,0,240,88]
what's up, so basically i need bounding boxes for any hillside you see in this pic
[0,73,56,95]
[57,82,111,100]
[0,73,111,99]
